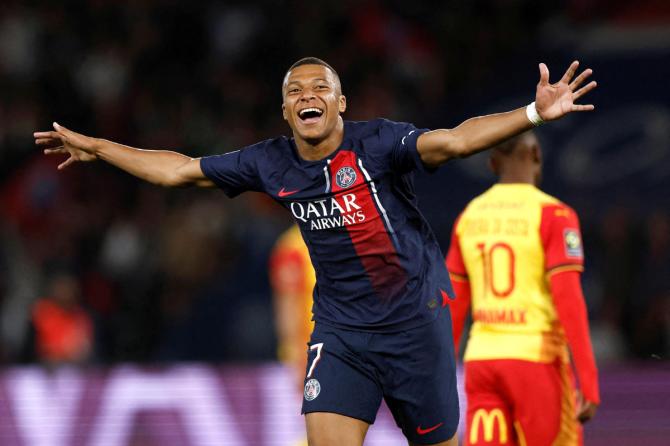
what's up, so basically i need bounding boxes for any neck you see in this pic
[294,117,344,161]
[498,168,536,185]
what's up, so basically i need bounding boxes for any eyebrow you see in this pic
[286,78,330,86]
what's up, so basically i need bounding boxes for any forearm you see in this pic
[451,107,533,156]
[94,139,203,187]
[550,271,600,404]
[418,107,533,167]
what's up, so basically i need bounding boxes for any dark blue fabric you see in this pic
[302,312,459,442]
[201,119,455,332]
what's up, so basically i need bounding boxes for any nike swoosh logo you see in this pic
[278,187,299,197]
[416,422,444,435]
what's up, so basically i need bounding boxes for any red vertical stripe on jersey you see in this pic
[329,151,406,298]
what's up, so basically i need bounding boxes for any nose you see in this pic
[299,88,316,102]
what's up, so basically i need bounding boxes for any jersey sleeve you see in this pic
[550,270,600,404]
[540,204,585,275]
[200,144,263,197]
[446,216,468,281]
[379,119,431,174]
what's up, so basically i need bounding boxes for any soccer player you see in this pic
[269,224,316,446]
[446,131,600,445]
[35,57,596,446]
[269,224,316,389]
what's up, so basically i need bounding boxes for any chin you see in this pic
[297,127,327,143]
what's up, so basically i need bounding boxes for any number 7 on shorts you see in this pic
[307,342,324,378]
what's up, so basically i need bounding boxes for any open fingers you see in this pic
[569,68,593,91]
[34,130,64,141]
[43,146,66,155]
[36,137,62,146]
[538,63,550,86]
[58,156,76,170]
[573,80,597,101]
[560,60,579,84]
[571,103,595,112]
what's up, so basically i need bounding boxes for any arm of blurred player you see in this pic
[417,61,597,167]
[448,277,471,358]
[445,217,471,357]
[35,123,214,188]
[550,270,600,423]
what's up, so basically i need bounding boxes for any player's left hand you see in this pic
[575,390,598,424]
[535,61,597,122]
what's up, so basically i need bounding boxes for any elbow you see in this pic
[436,129,468,161]
[156,172,189,188]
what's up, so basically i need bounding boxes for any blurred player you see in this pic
[269,224,316,388]
[269,224,316,446]
[446,131,599,445]
[35,57,596,446]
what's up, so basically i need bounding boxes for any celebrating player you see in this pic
[446,131,600,445]
[35,57,596,446]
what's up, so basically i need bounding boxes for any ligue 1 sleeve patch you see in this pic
[563,228,583,258]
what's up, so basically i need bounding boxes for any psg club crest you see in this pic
[304,378,321,401]
[336,166,357,189]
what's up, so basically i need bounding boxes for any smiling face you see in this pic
[282,64,347,145]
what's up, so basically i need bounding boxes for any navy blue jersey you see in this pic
[201,119,454,332]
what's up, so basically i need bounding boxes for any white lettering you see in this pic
[306,202,320,219]
[290,202,306,222]
[90,366,243,446]
[315,199,328,215]
[343,194,361,212]
[330,198,345,214]
[8,368,83,446]
[310,220,321,230]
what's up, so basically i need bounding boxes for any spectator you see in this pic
[26,273,94,365]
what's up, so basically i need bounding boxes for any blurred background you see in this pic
[0,0,668,445]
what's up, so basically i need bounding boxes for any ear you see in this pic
[531,145,542,164]
[488,155,498,175]
[282,103,288,121]
[338,95,347,114]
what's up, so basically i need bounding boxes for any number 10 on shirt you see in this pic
[476,242,516,298]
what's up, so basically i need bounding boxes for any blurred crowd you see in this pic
[0,0,668,365]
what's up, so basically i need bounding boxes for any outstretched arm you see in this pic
[417,61,597,167]
[34,123,214,188]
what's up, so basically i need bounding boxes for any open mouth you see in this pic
[298,107,324,124]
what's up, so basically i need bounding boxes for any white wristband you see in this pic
[526,101,545,126]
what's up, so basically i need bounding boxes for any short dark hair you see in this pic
[492,131,535,156]
[283,57,342,96]
[287,57,339,78]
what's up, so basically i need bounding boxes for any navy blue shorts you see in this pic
[301,310,459,444]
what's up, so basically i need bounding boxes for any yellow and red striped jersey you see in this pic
[447,184,584,363]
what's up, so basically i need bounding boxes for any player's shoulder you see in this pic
[242,136,292,155]
[460,186,496,214]
[538,193,580,224]
[344,118,415,138]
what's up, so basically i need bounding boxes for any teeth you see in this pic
[299,108,323,118]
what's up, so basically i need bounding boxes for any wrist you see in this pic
[91,138,105,157]
[526,102,545,126]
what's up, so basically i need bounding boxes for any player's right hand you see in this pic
[35,122,98,170]
[576,390,598,423]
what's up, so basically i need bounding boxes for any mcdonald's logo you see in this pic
[470,408,508,444]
